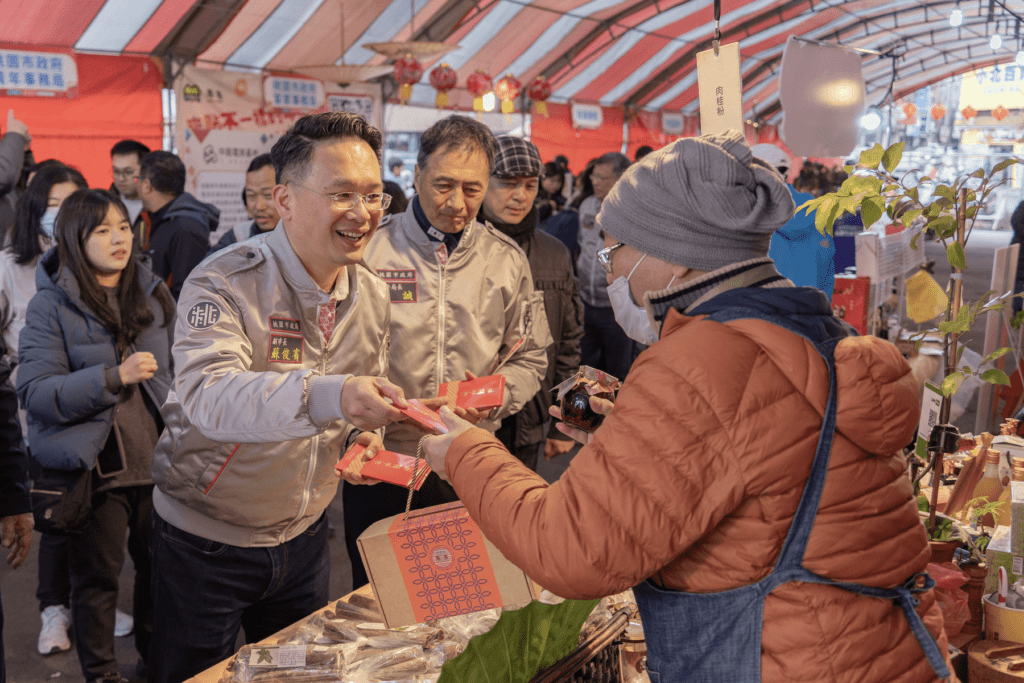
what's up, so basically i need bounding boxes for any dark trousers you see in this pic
[148,510,330,683]
[343,474,458,590]
[581,303,636,381]
[68,485,153,682]
[37,532,71,611]
[1,581,6,683]
[495,415,540,471]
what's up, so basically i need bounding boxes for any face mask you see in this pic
[40,207,58,239]
[607,254,675,345]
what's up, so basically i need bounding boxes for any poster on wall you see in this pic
[0,47,78,98]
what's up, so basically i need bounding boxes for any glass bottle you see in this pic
[995,457,1024,527]
[972,448,1005,528]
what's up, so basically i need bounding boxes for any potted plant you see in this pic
[799,142,1020,544]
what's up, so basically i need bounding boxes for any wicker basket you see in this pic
[529,607,635,683]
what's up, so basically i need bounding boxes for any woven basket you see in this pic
[529,607,634,682]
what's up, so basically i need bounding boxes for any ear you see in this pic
[273,184,292,223]
[413,164,421,195]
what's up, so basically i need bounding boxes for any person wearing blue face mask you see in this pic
[0,161,96,658]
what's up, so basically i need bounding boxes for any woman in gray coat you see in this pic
[17,189,174,683]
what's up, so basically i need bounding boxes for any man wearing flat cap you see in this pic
[480,136,582,470]
[418,130,955,682]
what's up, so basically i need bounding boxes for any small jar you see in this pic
[560,386,613,433]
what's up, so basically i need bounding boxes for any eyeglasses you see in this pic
[596,242,624,274]
[112,168,137,179]
[289,181,391,212]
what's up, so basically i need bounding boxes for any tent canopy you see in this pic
[0,0,1012,120]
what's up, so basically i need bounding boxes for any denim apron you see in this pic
[632,304,951,683]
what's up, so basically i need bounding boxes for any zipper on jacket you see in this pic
[435,252,447,389]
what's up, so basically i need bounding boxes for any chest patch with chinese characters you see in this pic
[186,301,221,329]
[377,269,417,304]
[268,334,303,364]
[269,317,301,335]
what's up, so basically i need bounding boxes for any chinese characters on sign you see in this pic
[0,50,77,97]
[328,94,375,120]
[263,77,326,111]
[715,86,725,116]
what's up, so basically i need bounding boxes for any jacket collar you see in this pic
[38,246,162,311]
[267,225,353,303]
[395,201,479,266]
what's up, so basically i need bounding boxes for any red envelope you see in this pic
[336,444,432,490]
[397,398,449,434]
[437,375,506,411]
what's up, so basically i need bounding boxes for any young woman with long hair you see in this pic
[16,188,175,683]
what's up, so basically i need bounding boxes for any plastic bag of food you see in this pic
[222,644,344,682]
[927,562,970,639]
[329,598,384,623]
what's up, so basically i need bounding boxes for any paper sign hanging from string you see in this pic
[696,41,744,136]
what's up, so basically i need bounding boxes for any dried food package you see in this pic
[554,366,621,433]
[348,593,381,614]
[313,619,362,645]
[222,644,343,682]
[346,645,423,677]
[328,598,384,623]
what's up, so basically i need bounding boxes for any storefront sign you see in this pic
[571,103,603,129]
[959,62,1024,112]
[662,112,684,135]
[263,76,325,111]
[0,49,77,97]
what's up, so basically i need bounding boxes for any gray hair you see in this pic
[595,152,631,177]
[417,115,498,173]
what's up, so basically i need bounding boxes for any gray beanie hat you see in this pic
[597,129,796,272]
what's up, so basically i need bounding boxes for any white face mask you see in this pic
[607,254,675,345]
[40,207,59,239]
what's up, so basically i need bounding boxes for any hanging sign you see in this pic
[263,76,326,111]
[696,42,744,135]
[662,112,684,135]
[0,48,78,98]
[571,103,603,129]
[916,381,944,460]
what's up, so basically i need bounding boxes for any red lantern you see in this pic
[466,70,493,112]
[902,102,918,121]
[994,105,1010,121]
[527,76,552,118]
[961,105,978,120]
[429,63,457,109]
[494,74,522,115]
[930,104,946,121]
[393,55,423,103]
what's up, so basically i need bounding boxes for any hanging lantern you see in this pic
[393,55,423,103]
[930,104,947,121]
[429,63,457,109]
[494,73,522,115]
[466,70,493,112]
[527,76,552,118]
[961,105,978,120]
[902,102,918,121]
[994,105,1010,121]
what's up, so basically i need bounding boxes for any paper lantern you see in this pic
[493,74,522,115]
[393,55,423,103]
[902,102,918,121]
[961,105,977,120]
[527,76,552,118]
[930,104,947,121]
[466,70,493,112]
[429,63,457,109]
[994,105,1010,121]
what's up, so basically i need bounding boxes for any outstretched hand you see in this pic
[548,395,614,445]
[420,406,475,482]
[342,376,408,431]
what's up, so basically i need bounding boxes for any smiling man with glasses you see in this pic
[148,112,408,683]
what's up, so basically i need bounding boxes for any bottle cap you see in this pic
[986,448,1001,465]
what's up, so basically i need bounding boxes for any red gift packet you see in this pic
[831,274,870,335]
[336,444,432,490]
[396,398,449,435]
[436,375,506,411]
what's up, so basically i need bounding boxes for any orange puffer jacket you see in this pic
[446,307,954,683]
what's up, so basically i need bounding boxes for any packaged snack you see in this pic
[328,598,384,624]
[554,366,621,433]
[436,375,506,411]
[222,644,343,682]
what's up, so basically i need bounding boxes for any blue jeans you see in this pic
[148,511,330,683]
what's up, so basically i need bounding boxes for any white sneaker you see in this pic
[38,605,71,655]
[113,608,133,637]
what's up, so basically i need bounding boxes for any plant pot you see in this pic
[929,539,961,564]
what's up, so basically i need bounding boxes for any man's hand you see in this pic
[548,395,614,445]
[1,512,33,569]
[335,431,383,486]
[455,370,487,424]
[544,437,575,460]
[6,110,29,145]
[421,407,475,482]
[341,377,408,431]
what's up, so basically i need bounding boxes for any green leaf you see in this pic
[935,185,955,201]
[843,165,855,174]
[917,494,930,512]
[991,158,1019,175]
[859,144,885,170]
[941,371,966,397]
[910,231,921,250]
[796,197,820,217]
[439,598,601,683]
[907,186,920,203]
[814,196,840,236]
[861,195,885,229]
[971,168,986,178]
[882,142,904,174]
[1013,310,1024,330]
[901,208,923,229]
[947,242,967,269]
[963,365,973,374]
[981,369,1012,386]
[983,347,1013,365]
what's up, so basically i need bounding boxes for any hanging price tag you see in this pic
[696,42,744,135]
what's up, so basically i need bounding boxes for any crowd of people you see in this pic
[0,108,954,683]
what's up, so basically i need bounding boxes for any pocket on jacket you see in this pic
[193,442,242,495]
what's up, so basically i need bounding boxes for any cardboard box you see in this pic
[437,375,506,411]
[831,275,870,335]
[985,527,1024,593]
[357,502,536,628]
[335,445,431,490]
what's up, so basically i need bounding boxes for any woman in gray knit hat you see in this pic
[421,130,954,683]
